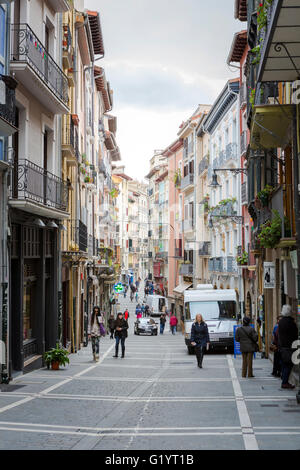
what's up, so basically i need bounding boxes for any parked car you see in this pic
[134,318,158,336]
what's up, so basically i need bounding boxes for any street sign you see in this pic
[113,282,124,294]
[233,325,241,358]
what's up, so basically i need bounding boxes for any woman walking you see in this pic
[190,314,210,368]
[113,312,129,358]
[89,306,105,362]
[235,316,258,378]
[108,313,115,340]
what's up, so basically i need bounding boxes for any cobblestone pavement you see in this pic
[0,286,300,450]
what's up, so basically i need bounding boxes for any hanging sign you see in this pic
[263,262,275,289]
[113,282,124,294]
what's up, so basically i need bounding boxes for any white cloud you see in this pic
[85,0,242,179]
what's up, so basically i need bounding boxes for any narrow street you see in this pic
[0,289,299,451]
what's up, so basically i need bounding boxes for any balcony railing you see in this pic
[225,143,238,161]
[62,219,88,252]
[183,219,194,231]
[199,155,209,175]
[62,24,73,69]
[0,75,17,133]
[179,263,193,276]
[208,257,224,272]
[62,115,79,159]
[198,241,211,257]
[226,256,238,273]
[240,82,247,108]
[181,173,194,190]
[11,158,68,211]
[241,130,248,155]
[241,181,247,204]
[11,23,69,107]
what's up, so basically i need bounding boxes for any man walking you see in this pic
[160,313,166,334]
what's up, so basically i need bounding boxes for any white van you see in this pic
[145,295,168,317]
[184,285,239,354]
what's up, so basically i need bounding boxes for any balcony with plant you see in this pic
[236,250,249,266]
[257,209,282,248]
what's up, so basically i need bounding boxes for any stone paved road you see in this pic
[0,287,300,450]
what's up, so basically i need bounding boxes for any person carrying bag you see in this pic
[235,316,259,378]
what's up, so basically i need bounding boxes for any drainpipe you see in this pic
[294,102,300,404]
[227,83,244,319]
[1,1,12,384]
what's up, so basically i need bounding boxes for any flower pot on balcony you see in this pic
[51,361,60,370]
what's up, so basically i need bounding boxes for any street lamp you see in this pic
[208,167,247,188]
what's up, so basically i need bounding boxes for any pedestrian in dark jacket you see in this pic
[160,314,166,335]
[108,313,115,340]
[278,305,298,389]
[235,317,258,378]
[271,315,282,377]
[113,312,129,358]
[190,314,210,368]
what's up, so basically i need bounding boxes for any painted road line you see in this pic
[0,393,293,402]
[39,343,115,395]
[0,396,36,414]
[2,421,300,432]
[0,426,244,438]
[227,354,259,451]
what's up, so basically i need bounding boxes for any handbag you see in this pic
[99,323,106,337]
[269,343,278,353]
[242,327,259,352]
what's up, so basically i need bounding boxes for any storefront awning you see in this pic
[250,104,294,150]
[173,282,193,295]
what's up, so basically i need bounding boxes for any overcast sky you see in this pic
[85,0,244,181]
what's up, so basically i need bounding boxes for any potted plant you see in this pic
[258,210,282,248]
[257,185,274,207]
[236,251,248,266]
[174,168,181,188]
[44,343,70,370]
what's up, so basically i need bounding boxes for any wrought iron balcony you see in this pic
[199,155,209,175]
[209,257,225,272]
[62,114,79,163]
[239,82,247,108]
[179,263,193,276]
[62,219,88,253]
[198,241,211,257]
[11,24,69,113]
[241,130,248,155]
[225,143,238,161]
[226,256,238,273]
[0,75,18,136]
[11,158,69,213]
[181,173,194,191]
[183,218,194,232]
[241,181,247,204]
[62,24,73,70]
